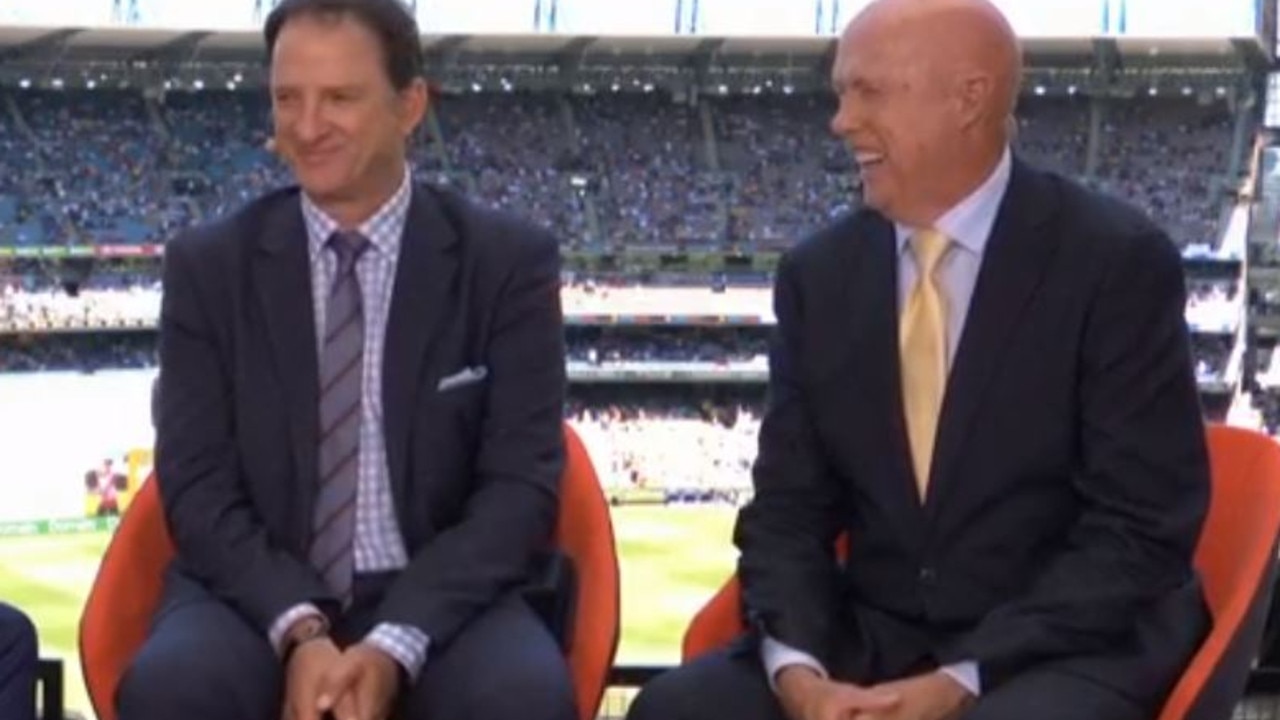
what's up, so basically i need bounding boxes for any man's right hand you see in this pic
[283,638,356,720]
[776,666,901,720]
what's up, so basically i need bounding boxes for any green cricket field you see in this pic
[0,505,738,720]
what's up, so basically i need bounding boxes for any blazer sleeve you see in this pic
[734,250,847,667]
[937,227,1210,689]
[374,227,567,649]
[156,236,332,633]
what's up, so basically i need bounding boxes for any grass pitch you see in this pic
[0,504,739,719]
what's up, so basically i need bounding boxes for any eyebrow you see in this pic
[271,83,366,94]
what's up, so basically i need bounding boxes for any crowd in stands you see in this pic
[1185,278,1242,333]
[567,327,769,365]
[0,331,154,373]
[0,87,1244,251]
[1192,332,1234,384]
[567,387,763,500]
[0,85,1252,501]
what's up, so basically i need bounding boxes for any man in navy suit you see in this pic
[116,1,573,719]
[628,1,1209,719]
[0,603,37,720]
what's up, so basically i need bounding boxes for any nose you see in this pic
[830,95,857,139]
[292,98,326,145]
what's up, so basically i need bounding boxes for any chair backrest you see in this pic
[79,422,620,720]
[1158,424,1280,720]
[681,424,1280,720]
[558,423,622,720]
[79,472,173,720]
[680,534,847,662]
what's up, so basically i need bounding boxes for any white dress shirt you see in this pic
[762,146,1014,697]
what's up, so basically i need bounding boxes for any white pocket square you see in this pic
[437,366,488,392]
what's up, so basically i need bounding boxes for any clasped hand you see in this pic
[283,639,402,720]
[783,667,974,720]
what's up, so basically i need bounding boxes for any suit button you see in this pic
[919,567,937,585]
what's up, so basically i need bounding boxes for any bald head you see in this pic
[842,0,1021,129]
[829,0,1022,226]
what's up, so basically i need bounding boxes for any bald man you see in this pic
[626,1,1210,720]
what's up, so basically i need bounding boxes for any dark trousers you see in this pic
[0,602,37,720]
[625,647,1147,720]
[116,571,575,720]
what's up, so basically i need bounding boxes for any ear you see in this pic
[397,77,429,137]
[954,71,994,129]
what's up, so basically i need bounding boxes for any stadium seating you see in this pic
[677,424,1280,720]
[78,422,620,720]
[0,90,1242,251]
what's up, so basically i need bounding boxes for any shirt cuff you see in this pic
[940,661,981,696]
[760,635,829,692]
[364,623,431,681]
[268,603,325,656]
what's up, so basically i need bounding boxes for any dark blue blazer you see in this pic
[154,183,567,650]
[736,157,1211,709]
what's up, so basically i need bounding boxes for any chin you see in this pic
[295,173,351,202]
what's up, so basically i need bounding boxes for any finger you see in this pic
[840,686,901,712]
[354,679,387,720]
[333,688,363,720]
[293,697,321,720]
[317,659,360,713]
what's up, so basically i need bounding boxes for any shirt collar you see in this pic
[302,164,412,259]
[894,145,1012,257]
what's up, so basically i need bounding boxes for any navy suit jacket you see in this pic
[736,158,1211,708]
[154,183,567,649]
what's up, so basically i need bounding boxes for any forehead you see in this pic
[832,30,909,87]
[270,13,385,79]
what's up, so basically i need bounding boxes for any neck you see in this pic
[310,162,405,230]
[902,142,1004,227]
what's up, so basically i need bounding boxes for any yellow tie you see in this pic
[900,229,950,498]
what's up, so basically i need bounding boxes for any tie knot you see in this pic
[911,229,950,275]
[328,231,369,274]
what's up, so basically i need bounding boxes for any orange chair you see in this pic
[80,423,620,720]
[680,424,1280,720]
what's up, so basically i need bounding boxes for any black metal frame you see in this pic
[607,665,666,688]
[36,658,63,720]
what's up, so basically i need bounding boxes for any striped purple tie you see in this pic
[310,230,368,605]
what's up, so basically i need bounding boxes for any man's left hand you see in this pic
[853,670,976,720]
[316,642,403,720]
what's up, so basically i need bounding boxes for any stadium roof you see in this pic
[0,26,1265,69]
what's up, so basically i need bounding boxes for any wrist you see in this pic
[282,614,330,665]
[776,665,823,707]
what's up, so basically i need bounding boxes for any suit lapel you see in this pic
[924,160,1061,518]
[252,195,320,541]
[845,215,929,533]
[382,188,459,512]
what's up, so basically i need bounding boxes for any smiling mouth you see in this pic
[854,151,885,169]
